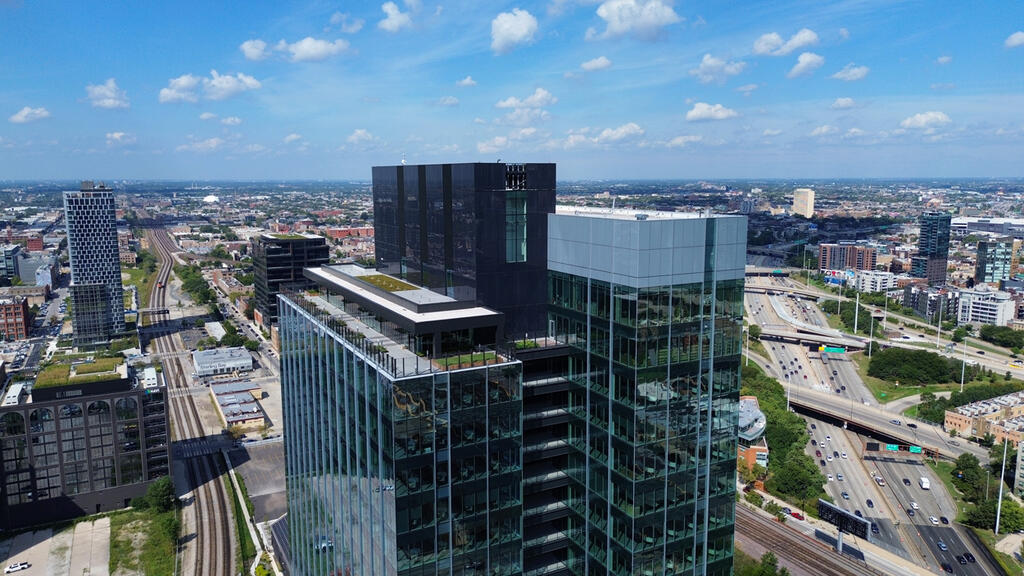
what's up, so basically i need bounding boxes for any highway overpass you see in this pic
[784,384,987,461]
[760,327,867,350]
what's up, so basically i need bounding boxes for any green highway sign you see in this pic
[909,446,922,454]
[823,346,846,354]
[772,269,782,274]
[885,444,899,451]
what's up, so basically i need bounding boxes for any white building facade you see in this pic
[854,270,897,293]
[957,286,1015,326]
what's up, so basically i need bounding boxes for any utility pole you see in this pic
[960,339,969,393]
[936,295,944,349]
[745,327,750,367]
[854,292,860,333]
[868,317,875,359]
[996,440,1009,535]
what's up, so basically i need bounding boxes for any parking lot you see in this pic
[0,516,111,576]
[230,442,286,524]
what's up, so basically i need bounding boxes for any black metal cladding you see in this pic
[372,162,556,339]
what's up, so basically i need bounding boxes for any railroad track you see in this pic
[736,506,886,576]
[146,228,235,576]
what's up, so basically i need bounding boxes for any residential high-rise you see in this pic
[975,239,1012,285]
[0,244,21,281]
[912,211,951,286]
[64,182,125,345]
[372,162,556,339]
[818,242,877,271]
[278,193,746,576]
[252,233,330,328]
[791,188,815,218]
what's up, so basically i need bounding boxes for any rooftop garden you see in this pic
[35,358,124,389]
[73,357,122,375]
[271,233,308,240]
[358,274,419,293]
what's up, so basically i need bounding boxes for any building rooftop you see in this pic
[192,347,252,365]
[555,205,745,222]
[955,390,1024,417]
[211,381,263,396]
[738,396,767,442]
[262,232,323,241]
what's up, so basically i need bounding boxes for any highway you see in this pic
[147,228,236,576]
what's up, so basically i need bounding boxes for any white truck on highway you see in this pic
[920,476,930,490]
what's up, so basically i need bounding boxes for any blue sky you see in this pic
[1,0,1023,180]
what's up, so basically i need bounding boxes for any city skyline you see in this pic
[1,1,1023,180]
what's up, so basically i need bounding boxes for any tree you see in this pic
[989,441,1018,487]
[952,453,986,503]
[749,324,762,340]
[766,450,824,501]
[966,497,1024,533]
[147,476,176,512]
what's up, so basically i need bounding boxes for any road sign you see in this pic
[909,446,922,454]
[818,499,871,540]
[823,346,846,354]
[885,444,899,451]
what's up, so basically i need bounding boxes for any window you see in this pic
[505,191,527,263]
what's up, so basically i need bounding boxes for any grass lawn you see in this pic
[747,337,768,359]
[73,357,122,375]
[109,508,178,576]
[927,460,970,523]
[851,351,992,403]
[123,266,157,310]
[435,351,497,368]
[359,274,419,292]
[971,527,1024,576]
[34,364,71,388]
[228,475,256,570]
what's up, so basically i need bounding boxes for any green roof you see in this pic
[34,359,125,389]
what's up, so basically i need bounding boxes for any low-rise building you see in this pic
[737,396,769,470]
[945,390,1024,446]
[958,285,1015,326]
[854,270,897,293]
[210,381,265,430]
[191,347,253,377]
[0,359,168,529]
[0,296,30,341]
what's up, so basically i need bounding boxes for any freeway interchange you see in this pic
[744,276,1001,576]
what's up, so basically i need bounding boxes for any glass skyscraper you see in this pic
[64,181,125,345]
[280,178,747,575]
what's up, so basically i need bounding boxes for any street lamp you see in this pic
[960,338,969,393]
[745,326,751,367]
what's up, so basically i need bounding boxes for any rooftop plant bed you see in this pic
[359,274,419,292]
[73,357,122,375]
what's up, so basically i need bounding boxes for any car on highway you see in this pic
[949,440,960,446]
[832,370,838,375]
[820,459,826,466]
[937,540,948,551]
[837,473,844,481]
[903,478,912,486]
[840,451,847,459]
[827,474,833,481]
[4,563,29,574]
[841,491,849,499]
[833,450,839,458]
[825,435,831,442]
[955,555,967,565]
[811,423,816,430]
[929,515,939,525]
[940,516,949,525]
[907,422,918,429]
[963,552,976,563]
[940,563,953,574]
[790,511,804,520]
[891,419,902,425]
[866,499,874,508]
[906,508,915,517]
[826,455,833,462]
[911,501,919,510]
[815,450,822,457]
[820,441,826,448]
[977,350,985,355]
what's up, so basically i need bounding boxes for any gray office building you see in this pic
[64,182,125,345]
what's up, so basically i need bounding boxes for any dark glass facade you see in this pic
[372,163,556,339]
[252,234,330,327]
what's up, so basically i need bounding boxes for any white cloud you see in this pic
[787,52,824,78]
[831,97,855,109]
[159,74,201,103]
[477,136,508,154]
[500,108,551,126]
[900,111,951,129]
[936,55,952,65]
[199,112,217,120]
[689,53,746,84]
[753,28,818,56]
[593,122,644,143]
[581,56,612,71]
[8,106,50,123]
[330,12,365,34]
[242,144,267,153]
[283,133,303,143]
[736,83,758,95]
[438,96,459,106]
[666,134,702,147]
[85,78,129,109]
[496,88,557,109]
[347,129,376,144]
[379,2,413,32]
[762,128,782,136]
[203,70,261,100]
[843,128,865,138]
[240,39,269,61]
[176,137,224,153]
[586,0,681,40]
[831,62,869,81]
[105,132,136,146]
[809,124,837,137]
[161,71,259,103]
[1006,31,1024,48]
[277,37,350,62]
[685,102,738,121]
[839,28,849,40]
[456,76,477,87]
[221,116,242,126]
[491,8,538,54]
